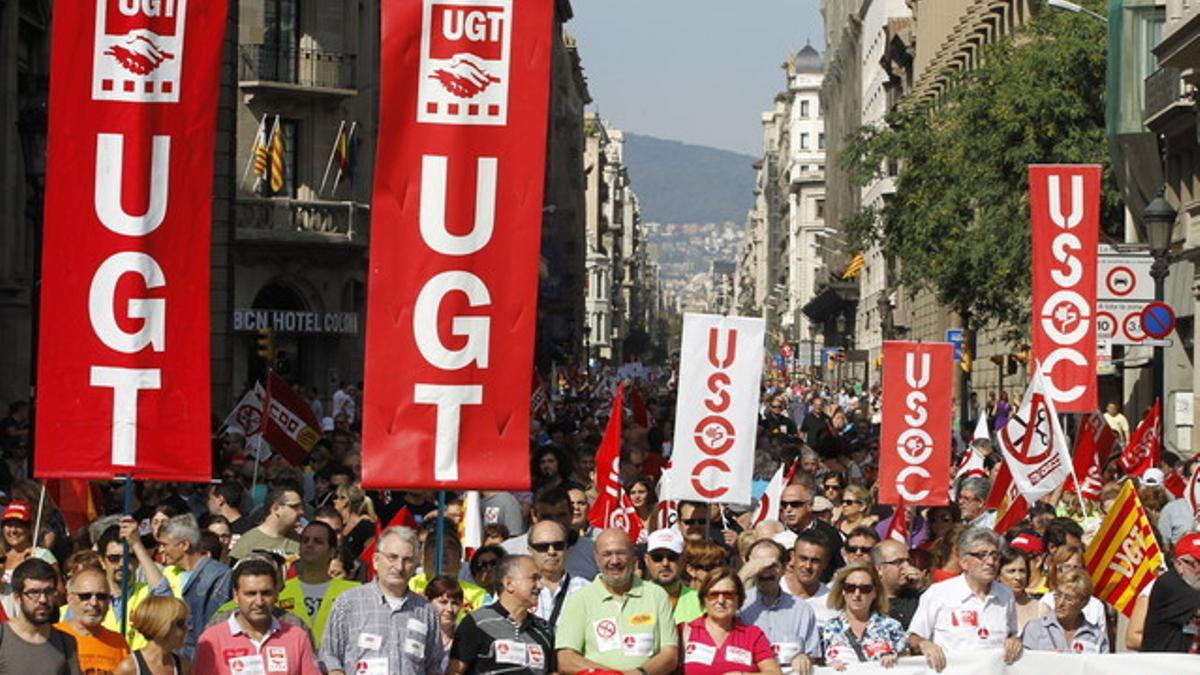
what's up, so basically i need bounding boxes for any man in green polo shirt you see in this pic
[556,529,678,674]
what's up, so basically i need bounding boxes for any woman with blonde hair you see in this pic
[822,564,907,669]
[683,540,728,591]
[836,485,878,537]
[114,595,192,674]
[332,483,377,562]
[1038,545,1107,633]
[1023,569,1108,653]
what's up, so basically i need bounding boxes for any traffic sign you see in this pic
[1141,302,1176,339]
[1098,245,1154,345]
[781,343,793,358]
[946,329,964,361]
[1105,266,1136,297]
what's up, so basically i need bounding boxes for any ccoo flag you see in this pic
[1084,480,1164,617]
[262,372,322,467]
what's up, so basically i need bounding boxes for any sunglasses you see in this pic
[104,554,125,564]
[845,545,872,555]
[681,518,707,526]
[781,500,810,509]
[71,591,112,602]
[689,561,721,572]
[843,583,875,595]
[475,558,499,569]
[705,590,738,601]
[824,484,843,491]
[530,541,568,553]
[649,552,679,564]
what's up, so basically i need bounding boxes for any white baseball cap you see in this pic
[646,527,684,555]
[1141,467,1165,487]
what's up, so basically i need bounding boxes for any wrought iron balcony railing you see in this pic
[239,45,356,92]
[236,197,369,243]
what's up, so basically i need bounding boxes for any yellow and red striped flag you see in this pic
[1084,480,1164,617]
[268,115,285,194]
[841,251,865,279]
[251,116,269,181]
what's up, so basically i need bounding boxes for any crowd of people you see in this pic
[0,371,1198,674]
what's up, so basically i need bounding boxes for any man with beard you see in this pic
[1143,532,1200,652]
[908,528,1020,672]
[447,555,555,674]
[872,539,921,629]
[556,529,678,674]
[54,566,128,674]
[781,532,836,627]
[641,528,700,623]
[779,483,843,580]
[0,559,81,674]
[195,559,320,673]
[736,539,819,675]
[528,521,587,625]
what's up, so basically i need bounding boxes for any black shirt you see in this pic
[449,602,556,674]
[1143,568,1200,652]
[887,588,921,630]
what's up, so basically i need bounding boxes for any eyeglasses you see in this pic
[843,583,875,595]
[781,500,810,509]
[530,541,568,553]
[19,588,55,599]
[845,545,872,555]
[649,552,680,564]
[843,499,865,506]
[681,518,706,526]
[705,590,738,601]
[689,561,721,572]
[71,591,112,602]
[964,550,1000,561]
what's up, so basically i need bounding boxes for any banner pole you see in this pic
[32,482,46,551]
[435,490,446,576]
[120,475,133,639]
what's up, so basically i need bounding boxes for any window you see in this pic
[800,133,810,150]
[818,133,825,150]
[263,0,299,82]
[815,199,825,220]
[800,100,810,118]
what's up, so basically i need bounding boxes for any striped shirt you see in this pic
[317,581,443,675]
[450,602,556,674]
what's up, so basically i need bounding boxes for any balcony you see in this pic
[1144,67,1193,131]
[239,45,357,98]
[235,197,369,245]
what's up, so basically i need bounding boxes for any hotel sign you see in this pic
[233,309,359,334]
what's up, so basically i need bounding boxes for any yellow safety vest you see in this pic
[276,577,359,647]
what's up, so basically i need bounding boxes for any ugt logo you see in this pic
[419,0,512,126]
[92,0,187,103]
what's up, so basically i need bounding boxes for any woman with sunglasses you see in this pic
[114,595,192,674]
[821,564,907,670]
[683,541,727,592]
[836,485,878,538]
[681,567,782,674]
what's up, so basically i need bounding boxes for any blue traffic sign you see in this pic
[1141,302,1176,339]
[946,328,964,361]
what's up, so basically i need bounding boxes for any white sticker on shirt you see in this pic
[593,618,621,651]
[773,641,800,664]
[406,617,428,635]
[404,637,426,658]
[527,644,545,669]
[228,655,266,675]
[355,657,389,675]
[622,632,654,657]
[265,646,289,672]
[726,645,753,666]
[358,632,383,650]
[684,642,716,665]
[1072,640,1100,654]
[494,640,527,665]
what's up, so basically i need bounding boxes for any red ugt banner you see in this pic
[35,0,225,481]
[879,341,953,506]
[1030,165,1100,413]
[362,0,553,489]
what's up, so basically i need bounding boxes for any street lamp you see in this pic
[1142,186,1176,444]
[1046,0,1108,23]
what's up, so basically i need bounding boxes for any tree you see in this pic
[842,2,1120,336]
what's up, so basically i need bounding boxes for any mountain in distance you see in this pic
[622,133,757,225]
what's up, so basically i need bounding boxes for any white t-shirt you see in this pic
[783,577,837,626]
[909,574,1017,651]
[300,580,331,619]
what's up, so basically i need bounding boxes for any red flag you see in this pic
[885,500,908,545]
[588,385,644,540]
[879,341,954,506]
[262,372,323,467]
[359,506,418,579]
[46,479,99,534]
[988,462,1029,532]
[1119,401,1161,477]
[1185,463,1200,522]
[1067,412,1116,501]
[1165,468,1188,499]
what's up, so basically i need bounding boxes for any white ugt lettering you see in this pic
[95,134,170,236]
[90,366,161,466]
[413,271,491,369]
[414,384,483,481]
[89,252,166,353]
[420,155,497,256]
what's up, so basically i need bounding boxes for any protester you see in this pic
[158,514,232,658]
[97,517,175,648]
[447,555,556,675]
[778,484,843,578]
[2,500,58,591]
[821,564,907,669]
[0,559,80,675]
[835,486,878,537]
[408,532,486,614]
[1021,569,1108,654]
[842,526,879,567]
[736,539,819,675]
[956,477,994,529]
[528,520,588,625]
[1038,545,1106,633]
[423,575,463,672]
[871,540,920,630]
[229,485,303,562]
[681,567,782,674]
[194,558,321,674]
[113,596,191,675]
[54,566,129,673]
[279,521,358,647]
[1142,532,1200,652]
[683,540,726,592]
[555,529,678,674]
[997,545,1040,632]
[783,532,836,626]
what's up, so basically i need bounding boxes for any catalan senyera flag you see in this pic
[251,115,269,185]
[268,114,285,194]
[1085,480,1164,617]
[334,121,356,187]
[842,251,865,279]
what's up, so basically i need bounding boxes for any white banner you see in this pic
[814,650,1198,674]
[664,313,764,505]
[997,368,1074,501]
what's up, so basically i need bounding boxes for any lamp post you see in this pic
[1142,187,1176,442]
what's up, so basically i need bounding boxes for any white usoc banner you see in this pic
[664,313,764,504]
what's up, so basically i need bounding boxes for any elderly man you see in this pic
[528,521,588,625]
[1143,532,1200,652]
[504,488,597,580]
[642,527,700,623]
[779,483,843,579]
[159,514,232,658]
[54,566,128,673]
[908,528,1020,672]
[319,527,443,674]
[448,555,556,674]
[1,559,80,674]
[873,539,921,629]
[956,477,995,529]
[556,529,678,674]
[737,539,819,675]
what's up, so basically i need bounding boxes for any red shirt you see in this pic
[194,614,321,675]
[681,617,775,675]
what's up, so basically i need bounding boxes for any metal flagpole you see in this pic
[31,483,46,551]
[318,120,345,197]
[434,490,447,576]
[240,114,267,189]
[120,475,133,639]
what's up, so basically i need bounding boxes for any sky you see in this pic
[568,1,826,156]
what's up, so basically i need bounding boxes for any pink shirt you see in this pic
[194,614,321,675]
[681,616,775,675]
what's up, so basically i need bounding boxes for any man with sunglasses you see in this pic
[528,521,587,625]
[737,539,819,675]
[55,567,128,673]
[0,559,80,674]
[842,526,879,567]
[642,528,701,623]
[908,528,1020,672]
[779,483,843,581]
[95,519,176,649]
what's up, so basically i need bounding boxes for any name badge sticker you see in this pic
[355,657,389,675]
[725,646,753,666]
[358,633,383,650]
[494,639,527,665]
[623,632,654,657]
[229,655,266,675]
[684,642,716,665]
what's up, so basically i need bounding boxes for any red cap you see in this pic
[1177,533,1200,559]
[1010,533,1043,556]
[2,500,31,523]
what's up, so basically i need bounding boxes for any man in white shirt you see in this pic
[528,521,586,624]
[782,531,836,627]
[908,528,1021,672]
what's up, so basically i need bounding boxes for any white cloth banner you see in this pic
[997,368,1074,501]
[664,313,764,505]
[814,650,1198,674]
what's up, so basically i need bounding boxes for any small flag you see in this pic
[885,499,908,545]
[1068,412,1116,501]
[1119,400,1161,477]
[655,468,678,531]
[841,251,865,279]
[459,491,483,559]
[262,372,322,466]
[334,121,356,188]
[222,383,266,439]
[588,384,644,541]
[531,370,551,422]
[988,462,1029,533]
[752,463,785,526]
[997,368,1073,501]
[268,115,286,194]
[250,115,269,189]
[360,506,419,579]
[1084,480,1164,617]
[951,446,987,500]
[971,406,989,443]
